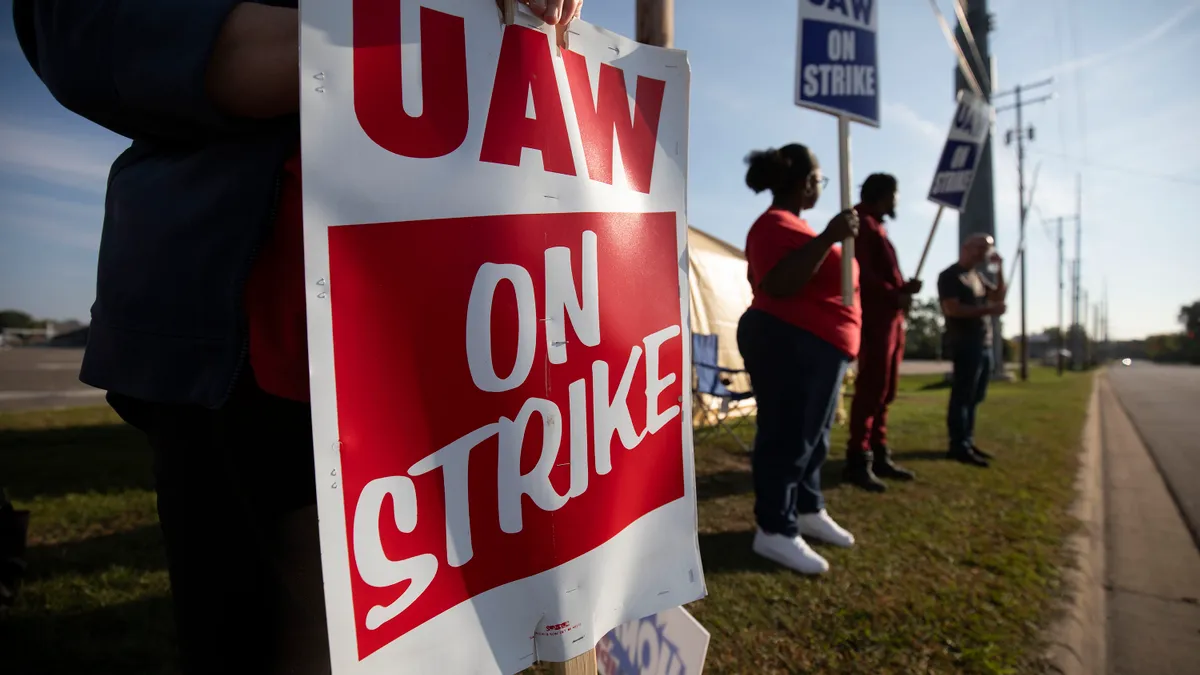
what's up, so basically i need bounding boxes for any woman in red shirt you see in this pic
[737,143,861,575]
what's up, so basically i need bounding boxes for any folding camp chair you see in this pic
[692,333,755,451]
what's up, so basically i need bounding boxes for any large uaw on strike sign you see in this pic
[299,1,705,673]
[795,0,880,126]
[927,89,993,210]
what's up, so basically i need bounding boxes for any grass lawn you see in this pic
[0,368,1093,674]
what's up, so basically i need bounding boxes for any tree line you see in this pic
[903,298,1200,366]
[1116,300,1200,364]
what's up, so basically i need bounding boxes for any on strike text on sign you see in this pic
[331,213,685,658]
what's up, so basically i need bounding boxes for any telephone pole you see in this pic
[1057,217,1064,375]
[1082,289,1090,366]
[995,78,1052,382]
[635,0,674,47]
[1102,280,1109,361]
[1042,213,1072,376]
[1073,175,1083,370]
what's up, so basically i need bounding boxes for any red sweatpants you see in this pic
[848,315,906,458]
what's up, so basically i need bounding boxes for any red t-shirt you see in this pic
[745,208,862,358]
[244,150,310,402]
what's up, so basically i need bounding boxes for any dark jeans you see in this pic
[108,374,331,675]
[947,340,993,453]
[737,309,849,537]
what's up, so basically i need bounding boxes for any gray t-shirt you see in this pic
[938,263,995,348]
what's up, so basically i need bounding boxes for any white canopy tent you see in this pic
[687,226,753,371]
[686,225,851,428]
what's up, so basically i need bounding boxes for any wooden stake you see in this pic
[913,204,944,281]
[548,5,677,672]
[550,649,598,675]
[635,0,675,48]
[837,115,855,307]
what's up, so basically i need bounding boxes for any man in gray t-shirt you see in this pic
[937,234,1007,466]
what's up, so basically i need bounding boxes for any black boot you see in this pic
[843,451,887,492]
[0,491,30,609]
[970,445,994,460]
[947,447,990,467]
[872,446,916,481]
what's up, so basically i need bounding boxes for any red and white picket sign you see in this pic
[300,1,705,673]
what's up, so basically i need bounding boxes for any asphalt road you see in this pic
[1108,361,1200,542]
[0,347,105,412]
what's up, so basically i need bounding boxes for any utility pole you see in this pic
[635,0,674,47]
[1073,175,1083,370]
[996,78,1053,382]
[1057,217,1064,375]
[1083,289,1090,366]
[1103,280,1110,360]
[1075,257,1084,369]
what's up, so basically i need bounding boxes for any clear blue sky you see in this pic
[1,0,1197,340]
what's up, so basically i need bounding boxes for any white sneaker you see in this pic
[752,529,830,575]
[797,510,855,548]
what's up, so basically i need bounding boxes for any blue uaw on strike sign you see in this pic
[795,0,880,126]
[927,89,993,210]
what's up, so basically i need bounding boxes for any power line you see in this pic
[926,0,983,97]
[952,0,991,92]
[1026,148,1200,186]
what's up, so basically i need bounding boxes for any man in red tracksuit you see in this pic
[843,174,921,492]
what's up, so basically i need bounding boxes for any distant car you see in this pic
[1121,358,1132,366]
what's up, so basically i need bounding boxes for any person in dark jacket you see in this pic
[13,1,580,673]
[843,174,920,492]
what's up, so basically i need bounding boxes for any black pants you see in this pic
[737,309,849,536]
[108,375,331,675]
[947,341,993,453]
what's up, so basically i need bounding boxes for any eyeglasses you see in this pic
[812,175,830,189]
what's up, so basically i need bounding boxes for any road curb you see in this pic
[1042,372,1107,675]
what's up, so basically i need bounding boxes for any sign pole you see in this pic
[551,649,598,675]
[555,6,681,675]
[636,0,674,48]
[913,204,945,280]
[837,115,855,307]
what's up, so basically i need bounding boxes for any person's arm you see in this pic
[758,231,840,298]
[756,211,858,298]
[986,259,1007,303]
[940,297,1000,319]
[15,0,292,142]
[206,3,299,119]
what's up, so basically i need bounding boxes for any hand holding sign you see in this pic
[498,0,582,45]
[519,0,582,24]
[824,208,860,242]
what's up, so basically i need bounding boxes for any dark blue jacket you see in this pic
[14,0,300,408]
